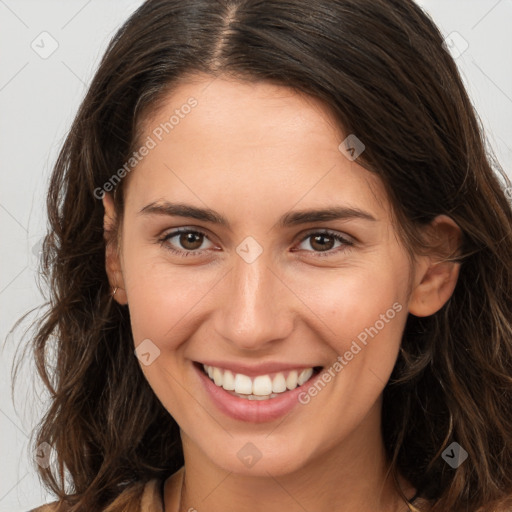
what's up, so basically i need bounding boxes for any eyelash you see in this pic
[158,228,354,258]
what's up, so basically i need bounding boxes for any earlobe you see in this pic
[103,193,128,305]
[408,215,462,317]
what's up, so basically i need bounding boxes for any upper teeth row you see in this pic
[203,364,314,396]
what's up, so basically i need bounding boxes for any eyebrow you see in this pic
[138,201,377,228]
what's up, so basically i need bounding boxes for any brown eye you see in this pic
[294,230,354,257]
[309,234,336,252]
[160,229,215,256]
[179,232,204,250]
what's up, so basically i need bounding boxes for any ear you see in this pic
[103,193,128,305]
[408,215,462,317]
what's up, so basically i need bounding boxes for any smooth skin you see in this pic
[103,74,461,512]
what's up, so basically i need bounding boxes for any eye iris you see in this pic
[180,232,203,250]
[311,234,334,252]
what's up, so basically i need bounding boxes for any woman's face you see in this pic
[107,75,424,477]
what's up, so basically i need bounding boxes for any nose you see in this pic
[213,251,295,351]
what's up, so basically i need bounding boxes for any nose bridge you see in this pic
[215,251,292,349]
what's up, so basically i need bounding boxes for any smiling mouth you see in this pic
[195,362,323,400]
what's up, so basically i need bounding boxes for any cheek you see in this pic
[125,261,219,346]
[119,230,218,345]
[289,258,410,398]
[290,257,409,351]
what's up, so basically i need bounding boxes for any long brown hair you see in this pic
[13,0,512,510]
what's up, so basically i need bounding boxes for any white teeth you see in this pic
[234,373,253,395]
[213,367,223,386]
[272,373,287,393]
[222,370,235,391]
[286,370,298,390]
[242,392,277,400]
[253,375,273,396]
[202,364,316,398]
[298,368,313,385]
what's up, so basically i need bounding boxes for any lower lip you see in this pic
[194,363,321,423]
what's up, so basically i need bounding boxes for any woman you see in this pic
[20,0,512,511]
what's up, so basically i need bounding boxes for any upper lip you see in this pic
[196,360,322,377]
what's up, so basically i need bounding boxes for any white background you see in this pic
[1,1,511,510]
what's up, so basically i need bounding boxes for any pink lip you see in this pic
[199,360,319,377]
[194,363,321,423]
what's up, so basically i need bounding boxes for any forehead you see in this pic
[125,74,390,224]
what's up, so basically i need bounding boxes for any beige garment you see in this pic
[139,479,164,512]
[29,479,164,512]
